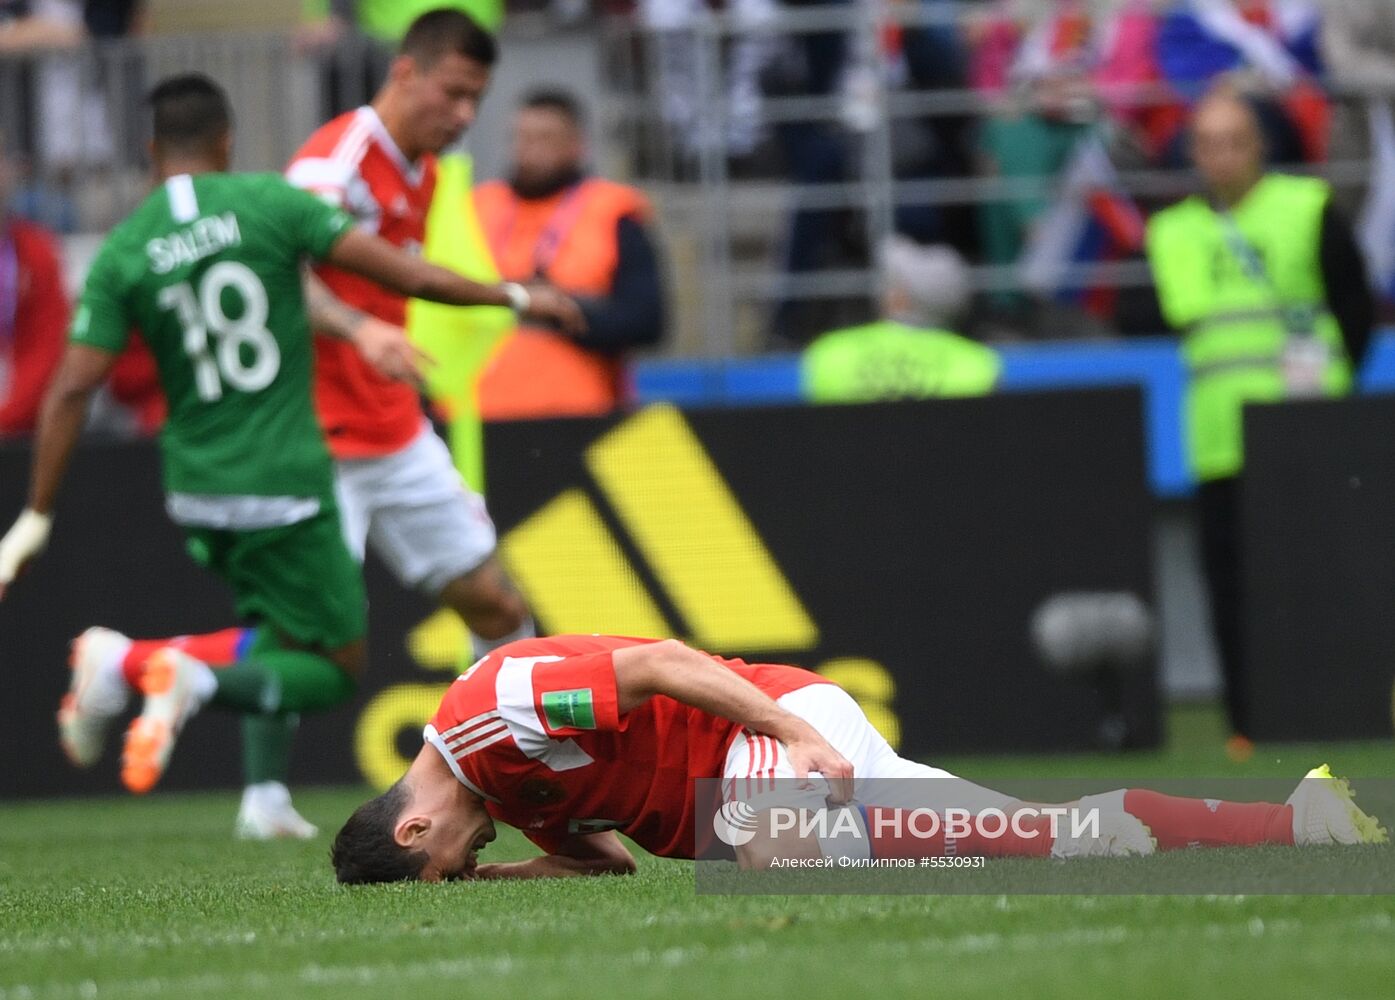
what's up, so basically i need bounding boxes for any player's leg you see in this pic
[724,683,1151,866]
[1116,767,1387,848]
[58,625,252,767]
[121,509,367,814]
[840,698,1384,850]
[437,554,531,653]
[354,425,533,659]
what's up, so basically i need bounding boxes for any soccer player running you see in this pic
[64,8,580,839]
[284,11,556,661]
[331,635,1386,883]
[0,74,579,809]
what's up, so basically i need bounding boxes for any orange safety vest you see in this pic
[473,177,653,420]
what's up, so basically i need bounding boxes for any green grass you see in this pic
[1,704,1393,1000]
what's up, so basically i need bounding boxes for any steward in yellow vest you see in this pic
[1147,110,1371,482]
[803,321,1000,402]
[474,90,666,421]
[803,238,998,403]
[1145,88,1373,742]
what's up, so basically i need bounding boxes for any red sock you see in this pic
[120,628,248,687]
[862,807,1054,859]
[1123,789,1294,850]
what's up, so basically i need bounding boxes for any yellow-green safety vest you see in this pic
[1146,173,1351,481]
[801,320,1001,403]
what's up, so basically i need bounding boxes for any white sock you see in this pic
[242,781,291,808]
[187,658,219,706]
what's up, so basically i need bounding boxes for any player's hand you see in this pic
[0,509,53,601]
[350,317,435,389]
[783,728,855,805]
[521,284,587,337]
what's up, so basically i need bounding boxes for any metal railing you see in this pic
[596,3,1390,353]
[2,6,1390,356]
[0,31,391,233]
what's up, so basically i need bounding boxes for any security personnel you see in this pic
[1146,86,1373,745]
[802,238,999,403]
[474,89,666,420]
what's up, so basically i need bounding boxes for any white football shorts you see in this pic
[722,683,1019,815]
[333,422,498,596]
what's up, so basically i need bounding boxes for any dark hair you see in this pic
[399,8,497,69]
[520,87,586,130]
[331,781,429,884]
[147,73,232,152]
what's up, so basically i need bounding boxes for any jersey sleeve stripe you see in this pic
[286,157,354,195]
[762,737,780,793]
[332,119,373,168]
[451,723,511,758]
[421,724,500,802]
[445,724,506,753]
[439,710,502,742]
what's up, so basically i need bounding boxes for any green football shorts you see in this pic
[183,505,367,652]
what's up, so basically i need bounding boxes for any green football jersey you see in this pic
[71,172,353,504]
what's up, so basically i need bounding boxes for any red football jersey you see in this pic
[424,635,830,860]
[286,106,437,458]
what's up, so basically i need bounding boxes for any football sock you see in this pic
[121,628,253,688]
[243,713,299,785]
[1123,789,1295,849]
[471,616,536,664]
[858,806,1055,859]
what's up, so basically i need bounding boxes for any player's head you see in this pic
[510,87,587,198]
[147,73,233,172]
[332,778,496,884]
[381,8,497,157]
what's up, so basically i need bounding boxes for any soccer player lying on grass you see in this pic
[0,73,581,813]
[330,635,1386,883]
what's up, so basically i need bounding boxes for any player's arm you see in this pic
[611,640,855,803]
[473,831,637,880]
[324,228,587,335]
[301,268,433,388]
[0,345,118,598]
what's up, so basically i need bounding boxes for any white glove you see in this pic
[0,509,53,598]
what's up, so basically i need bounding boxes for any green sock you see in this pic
[212,649,355,715]
[242,713,299,785]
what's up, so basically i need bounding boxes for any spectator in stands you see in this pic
[0,1,141,231]
[1144,86,1371,748]
[974,1,1164,326]
[1320,1,1395,197]
[886,0,974,250]
[802,236,999,402]
[1324,1,1395,306]
[762,0,853,345]
[1155,0,1328,163]
[474,88,666,420]
[0,130,67,437]
[639,0,776,162]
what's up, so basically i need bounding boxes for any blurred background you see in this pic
[5,0,1395,795]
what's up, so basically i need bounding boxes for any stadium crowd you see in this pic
[4,0,1395,429]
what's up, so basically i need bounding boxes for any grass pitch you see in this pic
[2,705,1392,1000]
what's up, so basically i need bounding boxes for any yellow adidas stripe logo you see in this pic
[411,404,819,665]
